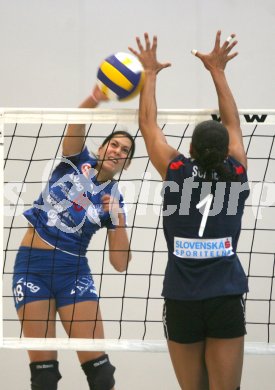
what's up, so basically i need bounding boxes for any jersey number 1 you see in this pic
[196,194,213,237]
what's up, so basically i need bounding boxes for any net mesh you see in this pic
[1,108,275,353]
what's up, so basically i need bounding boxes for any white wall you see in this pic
[1,1,275,389]
[1,0,275,109]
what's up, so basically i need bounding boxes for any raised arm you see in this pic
[62,85,108,157]
[193,30,247,169]
[129,33,179,179]
[101,194,132,272]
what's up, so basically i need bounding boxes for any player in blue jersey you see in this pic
[12,85,135,390]
[129,31,249,390]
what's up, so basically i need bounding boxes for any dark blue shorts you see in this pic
[163,295,246,343]
[12,247,98,311]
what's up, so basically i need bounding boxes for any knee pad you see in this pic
[30,360,62,390]
[81,354,116,390]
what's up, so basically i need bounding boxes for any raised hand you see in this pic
[129,32,171,75]
[101,193,122,225]
[92,84,110,102]
[192,30,238,72]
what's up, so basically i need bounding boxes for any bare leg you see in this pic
[17,299,57,362]
[205,337,244,390]
[58,301,105,363]
[58,301,115,390]
[167,340,209,390]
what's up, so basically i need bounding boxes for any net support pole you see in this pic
[0,123,3,348]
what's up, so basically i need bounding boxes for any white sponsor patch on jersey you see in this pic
[174,236,234,259]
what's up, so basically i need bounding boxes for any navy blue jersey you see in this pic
[24,147,125,256]
[162,154,250,300]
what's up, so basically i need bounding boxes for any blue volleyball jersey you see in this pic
[162,154,250,300]
[24,147,125,256]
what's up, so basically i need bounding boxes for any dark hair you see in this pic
[101,130,135,160]
[191,120,239,181]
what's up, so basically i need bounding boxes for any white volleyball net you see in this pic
[1,108,275,354]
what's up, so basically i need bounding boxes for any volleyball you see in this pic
[97,52,145,101]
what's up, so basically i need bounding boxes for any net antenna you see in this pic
[1,107,275,355]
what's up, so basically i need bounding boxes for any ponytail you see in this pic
[191,120,240,181]
[194,147,239,181]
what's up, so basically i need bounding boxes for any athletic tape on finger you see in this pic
[226,35,234,43]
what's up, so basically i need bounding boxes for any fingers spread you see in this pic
[227,52,239,62]
[226,39,238,53]
[152,35,157,51]
[222,33,237,49]
[136,36,144,52]
[128,46,138,57]
[214,30,222,50]
[163,62,172,69]
[226,33,236,43]
[191,50,203,60]
[144,32,151,50]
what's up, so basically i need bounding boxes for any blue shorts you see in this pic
[12,247,98,311]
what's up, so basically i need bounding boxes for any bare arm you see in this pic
[194,31,247,169]
[107,218,132,272]
[102,194,131,272]
[129,34,179,179]
[62,85,108,157]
